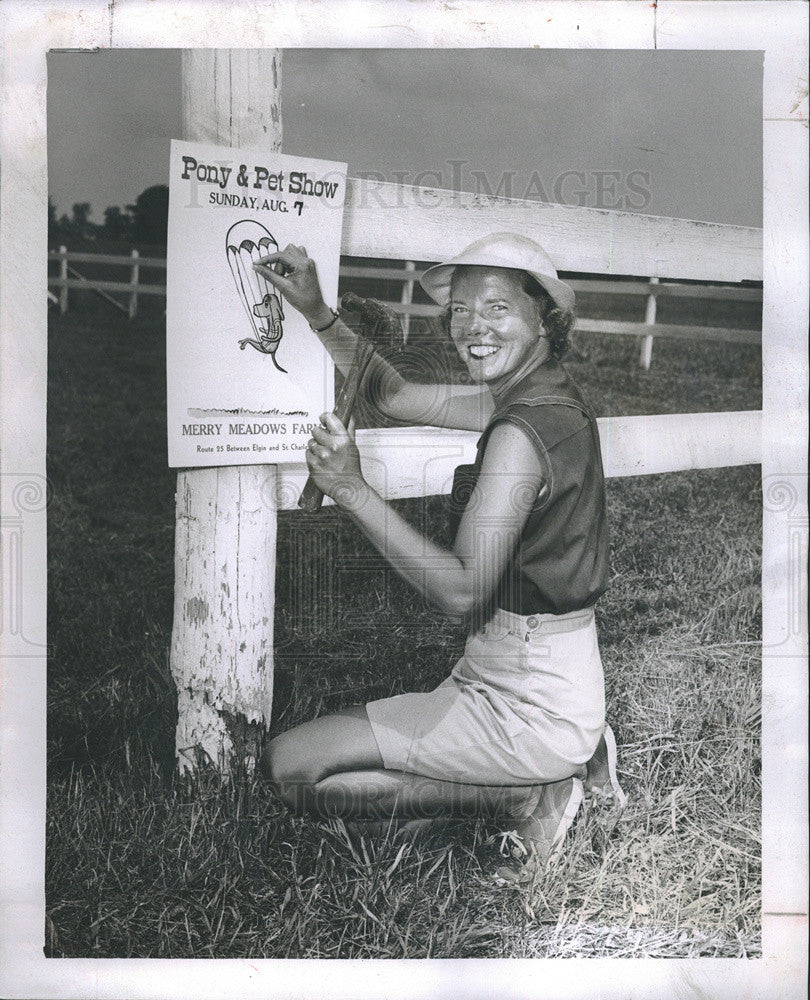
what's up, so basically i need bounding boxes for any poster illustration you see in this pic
[166,140,346,466]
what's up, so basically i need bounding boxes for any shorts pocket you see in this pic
[476,621,513,643]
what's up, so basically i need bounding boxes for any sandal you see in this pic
[492,776,584,885]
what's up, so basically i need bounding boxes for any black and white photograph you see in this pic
[0,2,807,997]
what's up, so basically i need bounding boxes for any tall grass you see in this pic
[46,309,761,957]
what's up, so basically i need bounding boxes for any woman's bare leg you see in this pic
[311,768,540,821]
[262,706,539,821]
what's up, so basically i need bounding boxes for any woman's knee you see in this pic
[261,733,318,814]
[262,729,315,784]
[262,708,382,785]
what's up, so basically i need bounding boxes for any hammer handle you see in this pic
[297,337,377,513]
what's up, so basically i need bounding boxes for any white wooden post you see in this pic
[170,50,282,775]
[400,259,415,344]
[128,249,139,320]
[58,245,68,314]
[640,275,659,370]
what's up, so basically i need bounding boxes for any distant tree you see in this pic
[127,185,169,247]
[71,202,93,237]
[48,197,57,237]
[72,202,90,224]
[103,205,130,241]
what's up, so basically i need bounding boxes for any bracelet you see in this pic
[311,308,340,333]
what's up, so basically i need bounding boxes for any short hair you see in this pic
[441,267,575,360]
[518,272,575,361]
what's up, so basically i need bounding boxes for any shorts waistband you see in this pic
[486,605,595,636]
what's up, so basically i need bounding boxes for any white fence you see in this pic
[49,246,166,319]
[48,227,761,370]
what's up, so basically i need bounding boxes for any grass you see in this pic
[46,305,761,958]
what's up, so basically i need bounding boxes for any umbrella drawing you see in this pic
[225,220,287,372]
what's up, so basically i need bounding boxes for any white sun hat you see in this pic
[419,232,575,313]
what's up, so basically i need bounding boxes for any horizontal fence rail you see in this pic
[271,411,763,508]
[341,180,763,283]
[56,278,167,297]
[341,266,764,301]
[52,249,168,268]
[48,254,763,306]
[574,319,760,345]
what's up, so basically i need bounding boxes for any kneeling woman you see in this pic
[255,233,624,880]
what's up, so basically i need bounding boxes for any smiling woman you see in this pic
[251,233,626,884]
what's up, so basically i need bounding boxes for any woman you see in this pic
[254,233,625,882]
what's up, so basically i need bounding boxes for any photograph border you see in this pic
[1,2,807,997]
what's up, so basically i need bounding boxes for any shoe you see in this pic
[492,776,584,885]
[584,724,627,812]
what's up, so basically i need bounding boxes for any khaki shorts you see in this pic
[366,607,605,785]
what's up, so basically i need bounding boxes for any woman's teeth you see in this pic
[468,345,500,359]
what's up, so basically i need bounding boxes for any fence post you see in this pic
[58,245,68,314]
[170,50,281,776]
[128,249,139,320]
[400,259,416,344]
[640,276,659,369]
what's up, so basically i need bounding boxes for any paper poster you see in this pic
[166,140,346,466]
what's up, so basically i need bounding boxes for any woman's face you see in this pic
[449,267,545,384]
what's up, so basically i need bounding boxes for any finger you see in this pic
[254,250,285,264]
[255,248,299,270]
[254,247,302,276]
[347,416,356,438]
[310,424,337,448]
[321,411,348,437]
[252,262,291,292]
[252,252,293,282]
[312,435,341,456]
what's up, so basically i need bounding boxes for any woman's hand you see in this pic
[252,244,334,329]
[305,412,367,509]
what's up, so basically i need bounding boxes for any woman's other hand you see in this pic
[306,413,367,509]
[252,244,334,329]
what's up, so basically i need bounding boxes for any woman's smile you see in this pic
[467,343,501,359]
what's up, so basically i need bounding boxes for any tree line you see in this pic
[49,185,169,247]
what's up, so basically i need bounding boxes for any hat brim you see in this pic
[420,259,575,314]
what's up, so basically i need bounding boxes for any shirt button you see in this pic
[526,616,539,629]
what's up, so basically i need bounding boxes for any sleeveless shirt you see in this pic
[449,358,609,616]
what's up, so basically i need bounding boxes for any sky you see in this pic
[47,48,763,228]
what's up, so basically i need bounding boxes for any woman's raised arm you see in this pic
[253,245,494,432]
